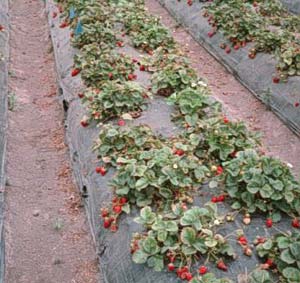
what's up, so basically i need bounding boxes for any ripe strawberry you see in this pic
[248,53,256,59]
[120,197,127,204]
[116,41,124,47]
[207,31,215,38]
[292,218,300,228]
[266,218,273,228]
[174,149,184,156]
[266,258,274,267]
[217,195,225,202]
[80,120,89,127]
[225,46,231,54]
[238,236,248,246]
[103,217,111,229]
[113,205,122,214]
[128,74,136,81]
[59,21,68,28]
[216,166,223,176]
[223,117,229,124]
[241,41,247,47]
[96,166,107,176]
[71,68,80,77]
[256,236,266,244]
[78,93,84,99]
[168,263,175,272]
[253,1,258,7]
[139,65,146,71]
[211,196,218,203]
[294,102,299,107]
[198,266,208,275]
[273,77,280,84]
[185,273,193,281]
[187,0,193,6]
[117,119,125,126]
[112,197,118,203]
[108,72,113,80]
[234,44,240,51]
[101,208,109,218]
[217,260,228,271]
[52,12,57,18]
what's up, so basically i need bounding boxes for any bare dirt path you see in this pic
[5,0,99,282]
[146,0,300,175]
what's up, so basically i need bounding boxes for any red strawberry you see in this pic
[78,93,84,99]
[248,53,256,59]
[185,273,193,281]
[103,217,111,229]
[116,41,124,47]
[120,197,127,204]
[128,74,135,81]
[234,44,240,51]
[292,218,300,228]
[273,77,280,84]
[168,263,175,272]
[80,120,89,127]
[241,41,247,47]
[139,65,146,71]
[253,1,258,7]
[198,266,208,275]
[216,166,223,176]
[211,196,218,203]
[238,235,248,246]
[266,218,273,228]
[225,47,231,54]
[71,68,80,77]
[223,117,229,124]
[266,258,274,267]
[174,149,184,156]
[52,12,57,18]
[0,25,4,31]
[118,119,125,126]
[256,236,266,244]
[108,72,113,80]
[187,0,193,6]
[294,102,299,107]
[217,260,228,271]
[96,166,107,176]
[113,205,122,214]
[217,195,225,202]
[59,21,68,28]
[208,31,215,38]
[101,208,109,218]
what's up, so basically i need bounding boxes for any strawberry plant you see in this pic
[80,81,150,122]
[72,22,116,49]
[132,204,235,276]
[222,150,300,216]
[151,63,198,97]
[74,44,136,87]
[93,124,164,167]
[255,231,300,283]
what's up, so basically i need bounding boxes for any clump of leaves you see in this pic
[255,231,300,283]
[93,124,164,167]
[188,118,260,162]
[74,44,135,87]
[222,150,300,217]
[81,81,151,122]
[109,146,208,212]
[72,22,117,49]
[132,204,235,276]
[151,63,198,97]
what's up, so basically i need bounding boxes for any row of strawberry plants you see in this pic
[200,0,300,83]
[54,0,300,281]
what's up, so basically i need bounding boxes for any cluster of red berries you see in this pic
[96,166,107,176]
[101,197,128,232]
[211,194,225,203]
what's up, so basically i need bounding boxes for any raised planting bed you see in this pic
[47,0,300,282]
[0,0,8,281]
[158,0,300,136]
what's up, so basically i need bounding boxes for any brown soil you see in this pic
[145,0,300,174]
[5,0,99,282]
